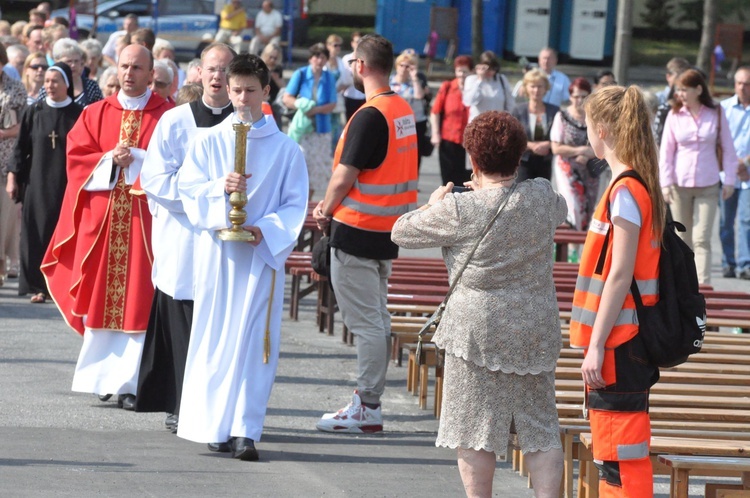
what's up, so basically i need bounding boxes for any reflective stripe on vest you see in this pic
[331,92,419,232]
[569,175,660,349]
[353,178,420,195]
[340,196,416,217]
[570,306,638,331]
[575,276,659,299]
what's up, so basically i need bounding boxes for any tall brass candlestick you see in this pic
[218,122,255,242]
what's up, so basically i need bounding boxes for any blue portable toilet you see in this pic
[505,0,563,58]
[376,0,453,56]
[558,0,617,62]
[455,0,508,57]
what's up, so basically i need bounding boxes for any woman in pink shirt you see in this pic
[659,69,738,283]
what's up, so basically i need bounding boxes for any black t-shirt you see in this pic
[330,100,401,260]
[269,66,283,104]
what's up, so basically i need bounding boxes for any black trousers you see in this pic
[517,155,552,183]
[438,140,470,186]
[135,288,193,414]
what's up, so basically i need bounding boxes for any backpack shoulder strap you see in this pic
[593,170,644,274]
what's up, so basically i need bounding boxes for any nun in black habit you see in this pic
[7,62,83,302]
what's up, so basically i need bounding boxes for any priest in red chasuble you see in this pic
[42,45,173,409]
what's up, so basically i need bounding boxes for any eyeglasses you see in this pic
[570,94,588,100]
[347,58,361,67]
[29,64,48,70]
[153,80,170,88]
[204,66,227,74]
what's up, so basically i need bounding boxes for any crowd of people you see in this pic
[428,48,749,286]
[0,5,749,496]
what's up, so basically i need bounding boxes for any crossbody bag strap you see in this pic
[716,106,723,171]
[438,182,518,312]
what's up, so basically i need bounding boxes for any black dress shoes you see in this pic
[232,437,259,461]
[165,413,178,430]
[117,394,136,410]
[207,441,232,453]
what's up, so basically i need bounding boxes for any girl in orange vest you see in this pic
[571,86,665,497]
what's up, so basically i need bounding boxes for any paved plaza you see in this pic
[1,60,748,495]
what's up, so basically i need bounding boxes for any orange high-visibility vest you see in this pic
[570,173,660,349]
[331,92,419,232]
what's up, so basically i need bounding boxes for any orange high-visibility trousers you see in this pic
[586,336,658,497]
[590,409,653,497]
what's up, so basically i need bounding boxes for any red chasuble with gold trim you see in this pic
[42,93,173,335]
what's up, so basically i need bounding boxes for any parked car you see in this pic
[51,0,218,61]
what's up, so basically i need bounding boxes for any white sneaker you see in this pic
[316,391,383,433]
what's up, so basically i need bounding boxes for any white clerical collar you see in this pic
[117,89,152,110]
[202,97,232,115]
[46,96,72,108]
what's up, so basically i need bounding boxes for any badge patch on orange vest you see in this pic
[589,217,609,235]
[394,115,417,139]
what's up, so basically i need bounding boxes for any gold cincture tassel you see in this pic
[263,269,277,364]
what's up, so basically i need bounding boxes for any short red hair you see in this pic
[569,77,591,95]
[453,55,473,70]
[464,112,527,176]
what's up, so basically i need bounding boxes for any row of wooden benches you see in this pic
[389,311,750,497]
[286,251,750,344]
[284,229,750,498]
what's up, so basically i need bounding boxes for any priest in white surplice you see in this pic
[176,53,308,461]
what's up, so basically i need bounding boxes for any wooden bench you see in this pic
[554,330,750,497]
[657,454,750,498]
[404,343,443,417]
[555,424,750,498]
[577,434,750,498]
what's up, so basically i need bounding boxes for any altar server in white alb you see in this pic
[176,53,309,461]
[135,43,236,433]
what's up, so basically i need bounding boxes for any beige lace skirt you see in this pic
[436,354,562,457]
[299,132,332,193]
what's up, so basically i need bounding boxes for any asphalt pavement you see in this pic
[1,67,748,496]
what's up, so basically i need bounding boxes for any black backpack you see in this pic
[601,170,706,368]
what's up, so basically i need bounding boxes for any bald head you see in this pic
[735,66,750,106]
[118,44,154,96]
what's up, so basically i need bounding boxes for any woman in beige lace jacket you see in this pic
[392,111,567,498]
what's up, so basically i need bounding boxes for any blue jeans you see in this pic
[719,187,750,270]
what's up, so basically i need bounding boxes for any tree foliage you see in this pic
[678,0,748,31]
[640,0,674,38]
